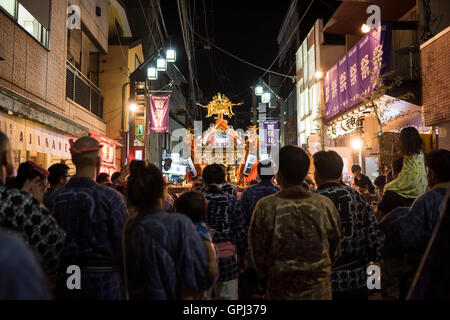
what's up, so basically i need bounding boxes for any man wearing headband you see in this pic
[46,136,127,300]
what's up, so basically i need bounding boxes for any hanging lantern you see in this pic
[157,58,167,71]
[166,49,176,62]
[148,66,158,80]
[255,86,264,96]
[261,92,271,103]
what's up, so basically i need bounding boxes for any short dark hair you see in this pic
[351,164,361,173]
[313,150,343,180]
[48,163,70,187]
[8,161,46,189]
[111,172,121,183]
[127,160,165,211]
[399,127,423,156]
[278,145,310,186]
[175,191,207,223]
[392,155,404,176]
[257,159,275,180]
[374,175,387,188]
[96,172,110,184]
[426,149,450,183]
[202,164,226,185]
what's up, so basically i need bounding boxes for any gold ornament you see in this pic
[197,93,243,120]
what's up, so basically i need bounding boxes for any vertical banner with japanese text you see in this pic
[323,22,392,119]
[149,94,170,133]
[263,120,279,147]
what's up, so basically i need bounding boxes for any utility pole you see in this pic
[251,87,257,125]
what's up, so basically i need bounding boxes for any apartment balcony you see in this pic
[66,62,104,120]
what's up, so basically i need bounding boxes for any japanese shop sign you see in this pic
[323,22,392,119]
[0,112,73,158]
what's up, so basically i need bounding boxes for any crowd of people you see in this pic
[0,126,449,300]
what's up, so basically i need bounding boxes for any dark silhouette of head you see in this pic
[127,160,165,212]
[399,127,423,156]
[277,145,310,188]
[313,150,343,185]
[48,163,70,188]
[175,190,207,223]
[202,164,226,185]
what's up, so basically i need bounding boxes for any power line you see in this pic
[260,0,316,80]
[186,19,295,81]
[149,0,165,49]
[138,0,160,52]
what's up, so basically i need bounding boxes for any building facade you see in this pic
[0,0,109,172]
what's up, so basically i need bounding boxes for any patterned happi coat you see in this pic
[123,211,214,299]
[316,183,382,293]
[249,185,341,300]
[203,186,248,282]
[47,177,127,300]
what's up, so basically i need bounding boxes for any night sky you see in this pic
[159,0,291,127]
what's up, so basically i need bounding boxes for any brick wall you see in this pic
[0,1,106,135]
[421,27,450,126]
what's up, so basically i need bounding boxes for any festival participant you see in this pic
[374,175,387,197]
[175,191,219,288]
[44,163,70,207]
[377,155,413,219]
[111,172,122,185]
[314,150,382,300]
[202,164,248,300]
[407,185,450,299]
[379,149,450,296]
[239,159,279,299]
[249,145,341,300]
[351,164,375,194]
[0,229,51,300]
[7,161,49,205]
[46,136,127,300]
[96,172,111,186]
[377,127,428,300]
[121,161,213,299]
[379,127,427,218]
[0,131,65,274]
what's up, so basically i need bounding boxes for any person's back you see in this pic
[202,164,247,300]
[122,161,213,299]
[47,136,127,299]
[240,160,279,228]
[0,230,51,300]
[380,150,450,292]
[251,190,340,299]
[249,146,341,300]
[239,159,279,299]
[125,212,211,299]
[0,133,65,274]
[314,151,382,299]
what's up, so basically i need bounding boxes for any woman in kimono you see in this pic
[121,160,213,299]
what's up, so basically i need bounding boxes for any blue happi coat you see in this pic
[47,177,127,300]
[122,211,214,299]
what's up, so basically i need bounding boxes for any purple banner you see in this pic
[263,120,278,147]
[324,23,392,119]
[149,94,170,133]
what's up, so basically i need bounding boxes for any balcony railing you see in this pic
[66,62,103,120]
